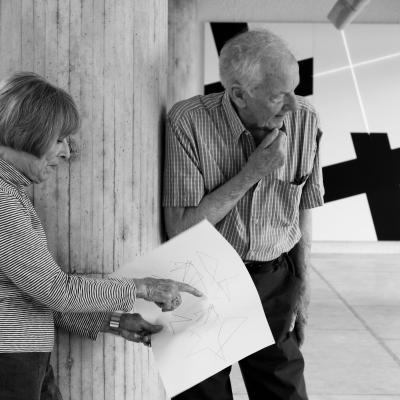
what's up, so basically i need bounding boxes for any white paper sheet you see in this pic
[113,220,274,398]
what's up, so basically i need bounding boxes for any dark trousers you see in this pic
[173,254,308,400]
[0,352,62,400]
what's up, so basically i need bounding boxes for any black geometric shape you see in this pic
[296,58,313,96]
[210,23,248,55]
[204,81,224,95]
[322,132,400,240]
[322,159,364,202]
[352,133,400,240]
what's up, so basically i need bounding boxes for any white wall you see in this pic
[195,0,400,89]
[170,0,400,99]
[197,0,400,23]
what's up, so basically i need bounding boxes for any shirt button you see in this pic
[253,218,259,225]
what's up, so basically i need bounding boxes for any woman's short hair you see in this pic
[219,30,296,95]
[0,72,80,157]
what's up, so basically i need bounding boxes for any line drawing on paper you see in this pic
[186,312,248,360]
[169,260,208,294]
[167,303,220,334]
[169,252,238,301]
[167,304,248,360]
[164,252,247,360]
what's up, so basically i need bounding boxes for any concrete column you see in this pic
[168,0,200,109]
[0,0,167,398]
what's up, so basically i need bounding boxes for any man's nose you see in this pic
[59,138,71,160]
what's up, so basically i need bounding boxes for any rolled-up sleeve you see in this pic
[0,191,136,313]
[163,114,204,207]
[300,128,325,209]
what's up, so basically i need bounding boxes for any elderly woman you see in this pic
[0,72,202,400]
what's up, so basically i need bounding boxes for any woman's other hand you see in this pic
[119,313,162,346]
[104,313,163,346]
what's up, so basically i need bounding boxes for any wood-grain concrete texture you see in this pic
[168,0,199,109]
[0,0,167,399]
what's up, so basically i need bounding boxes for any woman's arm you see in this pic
[0,191,136,312]
[0,189,201,313]
[53,311,162,346]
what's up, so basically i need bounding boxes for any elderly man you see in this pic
[163,30,324,400]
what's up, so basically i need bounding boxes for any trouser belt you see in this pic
[244,254,285,269]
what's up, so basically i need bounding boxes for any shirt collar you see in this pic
[0,158,32,187]
[222,90,288,141]
[222,91,247,142]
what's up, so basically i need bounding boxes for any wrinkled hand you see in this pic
[117,313,163,346]
[242,129,286,183]
[292,277,310,348]
[293,310,307,348]
[133,277,203,312]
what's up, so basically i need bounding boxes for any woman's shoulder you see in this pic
[0,183,28,219]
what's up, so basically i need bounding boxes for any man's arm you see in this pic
[291,208,312,279]
[165,167,255,238]
[289,208,312,347]
[165,130,286,238]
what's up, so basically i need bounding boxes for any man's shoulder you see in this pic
[168,92,225,124]
[294,95,318,117]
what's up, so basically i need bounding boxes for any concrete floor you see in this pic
[231,253,400,400]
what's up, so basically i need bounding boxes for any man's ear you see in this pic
[229,84,247,109]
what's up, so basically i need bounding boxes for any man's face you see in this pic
[241,62,300,131]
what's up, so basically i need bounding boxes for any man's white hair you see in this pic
[219,30,296,95]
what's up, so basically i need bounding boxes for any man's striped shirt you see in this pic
[0,159,136,352]
[163,91,324,261]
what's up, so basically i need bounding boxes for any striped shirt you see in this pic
[0,159,136,352]
[163,91,324,261]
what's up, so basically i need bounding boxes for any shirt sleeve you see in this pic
[300,128,325,209]
[0,190,136,313]
[162,114,205,207]
[53,311,108,340]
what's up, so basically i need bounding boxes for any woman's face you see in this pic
[36,137,70,182]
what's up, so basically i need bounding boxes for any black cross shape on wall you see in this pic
[323,133,400,240]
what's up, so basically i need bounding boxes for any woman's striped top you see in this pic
[0,159,136,352]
